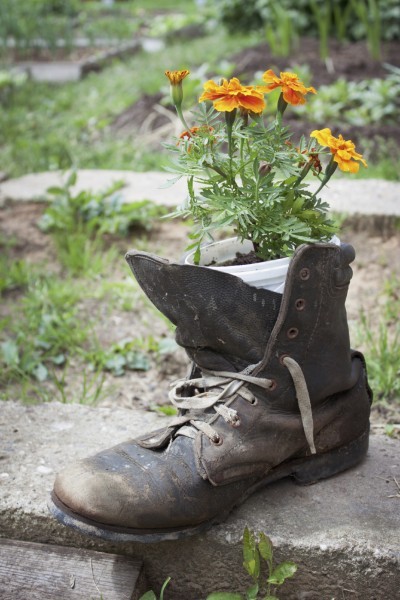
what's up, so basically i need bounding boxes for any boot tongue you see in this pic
[126,250,282,371]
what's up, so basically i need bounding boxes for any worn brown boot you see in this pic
[49,242,372,542]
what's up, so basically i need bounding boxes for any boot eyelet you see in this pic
[279,353,290,365]
[231,418,241,428]
[250,396,258,406]
[287,327,299,339]
[300,268,310,280]
[211,434,223,446]
[268,379,277,391]
[295,298,305,311]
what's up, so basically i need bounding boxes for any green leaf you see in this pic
[267,561,298,586]
[125,351,149,371]
[258,533,273,563]
[242,527,260,579]
[66,170,77,187]
[157,338,178,355]
[1,340,19,367]
[153,405,178,416]
[158,175,182,189]
[32,363,48,382]
[263,596,280,600]
[206,594,243,600]
[46,186,65,195]
[245,582,259,599]
[138,592,157,600]
[49,353,66,365]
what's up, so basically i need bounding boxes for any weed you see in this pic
[140,527,297,600]
[151,404,178,416]
[87,334,177,377]
[140,578,171,600]
[39,170,165,275]
[0,256,30,295]
[356,278,400,402]
[0,273,90,385]
[52,363,106,405]
[207,527,297,599]
[89,337,151,377]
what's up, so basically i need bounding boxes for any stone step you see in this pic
[1,170,399,219]
[1,401,399,599]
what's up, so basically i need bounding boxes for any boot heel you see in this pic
[292,429,369,485]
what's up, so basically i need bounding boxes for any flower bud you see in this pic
[165,70,190,109]
[259,161,272,177]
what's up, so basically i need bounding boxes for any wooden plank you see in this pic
[0,539,145,600]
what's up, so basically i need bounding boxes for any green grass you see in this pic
[356,277,400,403]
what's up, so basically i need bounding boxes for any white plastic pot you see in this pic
[184,236,340,293]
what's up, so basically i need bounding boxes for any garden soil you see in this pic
[1,201,399,432]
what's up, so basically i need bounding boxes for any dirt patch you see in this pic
[1,201,399,430]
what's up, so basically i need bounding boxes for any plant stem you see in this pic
[175,104,191,132]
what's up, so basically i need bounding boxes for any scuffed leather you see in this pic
[125,250,282,371]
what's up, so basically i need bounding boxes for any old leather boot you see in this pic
[49,242,372,542]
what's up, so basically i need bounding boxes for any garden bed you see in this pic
[111,37,400,156]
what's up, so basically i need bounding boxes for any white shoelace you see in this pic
[168,357,316,454]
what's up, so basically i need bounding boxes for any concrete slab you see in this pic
[0,170,186,209]
[1,401,399,599]
[0,170,399,221]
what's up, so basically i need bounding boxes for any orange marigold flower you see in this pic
[199,77,266,113]
[260,70,316,106]
[296,147,322,174]
[177,126,214,150]
[164,70,190,85]
[310,128,367,173]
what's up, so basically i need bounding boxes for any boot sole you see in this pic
[48,428,369,543]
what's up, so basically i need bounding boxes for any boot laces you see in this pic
[168,356,316,454]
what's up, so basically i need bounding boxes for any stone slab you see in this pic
[0,170,399,221]
[0,170,186,209]
[1,401,399,599]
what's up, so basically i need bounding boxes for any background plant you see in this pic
[356,277,400,403]
[0,0,78,59]
[215,0,400,59]
[39,170,165,275]
[0,272,89,384]
[296,67,400,126]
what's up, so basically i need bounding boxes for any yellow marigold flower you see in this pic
[310,128,367,173]
[261,69,316,105]
[199,77,266,113]
[164,70,190,85]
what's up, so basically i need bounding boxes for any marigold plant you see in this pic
[164,69,367,262]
